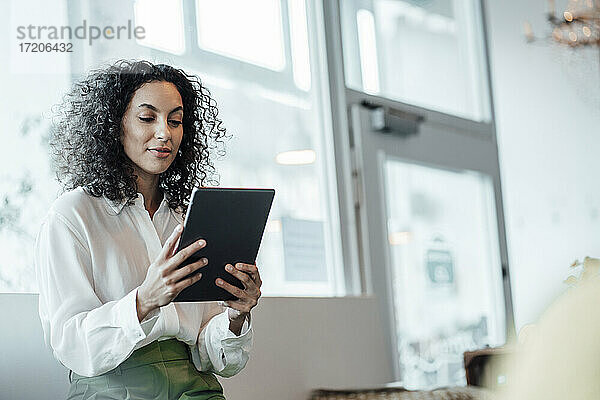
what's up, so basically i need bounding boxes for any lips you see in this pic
[148,147,171,153]
[148,147,172,159]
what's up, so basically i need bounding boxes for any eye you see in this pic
[138,116,154,122]
[169,120,183,127]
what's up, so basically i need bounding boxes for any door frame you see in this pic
[321,0,515,380]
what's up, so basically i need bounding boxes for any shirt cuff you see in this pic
[140,307,160,336]
[112,287,152,345]
[212,309,253,347]
[205,310,253,376]
[223,311,251,339]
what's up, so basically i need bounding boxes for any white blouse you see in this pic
[34,187,252,378]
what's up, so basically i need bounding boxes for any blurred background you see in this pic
[1,0,599,399]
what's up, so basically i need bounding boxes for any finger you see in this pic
[164,238,207,273]
[225,264,255,290]
[159,224,183,260]
[235,263,262,287]
[172,270,203,293]
[216,278,246,299]
[166,258,208,285]
[169,236,182,259]
[225,294,259,310]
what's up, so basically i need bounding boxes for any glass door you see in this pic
[350,103,512,388]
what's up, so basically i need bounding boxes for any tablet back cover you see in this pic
[173,188,274,302]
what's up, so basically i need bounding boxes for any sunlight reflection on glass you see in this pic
[196,0,285,71]
[134,0,185,55]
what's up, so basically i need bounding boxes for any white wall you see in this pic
[0,294,69,399]
[484,0,600,330]
[221,296,392,399]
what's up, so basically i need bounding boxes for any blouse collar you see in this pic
[103,190,172,215]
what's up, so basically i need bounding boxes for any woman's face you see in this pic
[121,80,184,179]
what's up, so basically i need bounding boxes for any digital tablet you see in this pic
[173,187,275,302]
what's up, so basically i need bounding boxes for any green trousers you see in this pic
[66,339,225,400]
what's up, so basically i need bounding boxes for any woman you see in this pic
[34,60,262,399]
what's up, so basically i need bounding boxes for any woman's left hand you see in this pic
[216,263,262,330]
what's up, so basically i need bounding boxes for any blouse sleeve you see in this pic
[188,302,253,378]
[34,210,161,377]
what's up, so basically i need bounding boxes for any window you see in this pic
[135,0,185,55]
[341,0,491,121]
[384,160,505,387]
[195,0,286,71]
[183,0,343,295]
[1,0,346,297]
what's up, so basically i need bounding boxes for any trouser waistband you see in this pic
[70,338,189,381]
[121,338,189,368]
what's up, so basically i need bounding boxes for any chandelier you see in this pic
[524,0,600,47]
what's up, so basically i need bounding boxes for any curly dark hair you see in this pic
[50,59,228,212]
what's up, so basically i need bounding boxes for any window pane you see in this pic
[384,159,505,388]
[341,0,491,121]
[190,0,342,295]
[289,0,311,90]
[196,0,286,71]
[202,79,342,296]
[1,0,66,292]
[135,0,185,55]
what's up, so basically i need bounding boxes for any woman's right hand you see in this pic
[136,224,207,321]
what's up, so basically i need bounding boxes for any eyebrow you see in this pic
[138,103,183,114]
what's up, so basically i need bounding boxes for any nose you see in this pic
[155,119,172,142]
